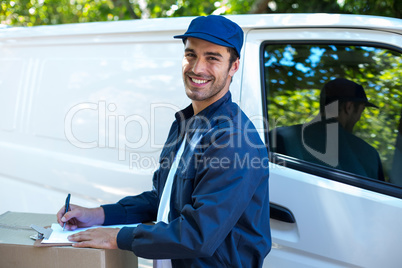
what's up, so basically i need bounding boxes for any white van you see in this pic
[0,14,401,267]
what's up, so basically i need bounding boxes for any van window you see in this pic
[263,42,402,185]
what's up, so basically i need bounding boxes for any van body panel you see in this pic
[0,30,189,212]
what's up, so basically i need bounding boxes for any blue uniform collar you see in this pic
[175,91,232,123]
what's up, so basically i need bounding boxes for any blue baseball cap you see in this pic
[174,15,244,58]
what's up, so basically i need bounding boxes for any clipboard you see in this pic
[30,222,140,247]
[30,224,73,247]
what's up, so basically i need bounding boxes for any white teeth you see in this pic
[191,78,207,84]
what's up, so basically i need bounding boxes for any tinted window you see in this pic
[263,43,402,184]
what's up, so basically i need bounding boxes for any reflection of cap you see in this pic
[320,78,378,108]
[174,15,244,58]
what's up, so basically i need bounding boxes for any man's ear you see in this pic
[229,58,240,77]
[344,101,354,115]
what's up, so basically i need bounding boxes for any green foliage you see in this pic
[168,0,217,17]
[264,43,402,181]
[1,0,400,26]
[0,0,141,26]
[341,0,401,18]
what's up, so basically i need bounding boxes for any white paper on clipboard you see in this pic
[42,223,139,244]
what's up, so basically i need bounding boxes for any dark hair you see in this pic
[227,46,239,69]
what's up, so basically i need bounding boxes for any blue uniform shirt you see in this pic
[102,91,271,267]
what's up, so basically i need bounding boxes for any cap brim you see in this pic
[174,32,237,53]
[365,102,379,109]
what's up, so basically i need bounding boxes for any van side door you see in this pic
[241,26,402,267]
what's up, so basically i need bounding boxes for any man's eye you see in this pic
[208,57,218,61]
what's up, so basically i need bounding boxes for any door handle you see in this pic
[270,203,296,223]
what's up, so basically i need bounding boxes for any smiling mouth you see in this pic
[191,77,208,84]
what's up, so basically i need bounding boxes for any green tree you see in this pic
[0,0,142,26]
[263,43,402,181]
[1,0,400,26]
[245,0,400,18]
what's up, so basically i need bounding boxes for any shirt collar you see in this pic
[175,91,232,123]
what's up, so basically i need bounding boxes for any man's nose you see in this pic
[192,58,207,75]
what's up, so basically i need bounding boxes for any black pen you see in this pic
[63,193,71,231]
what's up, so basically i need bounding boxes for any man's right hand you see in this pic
[57,204,105,231]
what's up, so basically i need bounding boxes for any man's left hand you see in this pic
[68,227,120,249]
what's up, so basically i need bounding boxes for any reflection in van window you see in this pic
[263,44,402,183]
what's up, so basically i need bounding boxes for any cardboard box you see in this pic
[0,211,138,268]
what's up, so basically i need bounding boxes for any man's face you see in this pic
[182,37,239,111]
[343,102,366,132]
[351,103,366,126]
